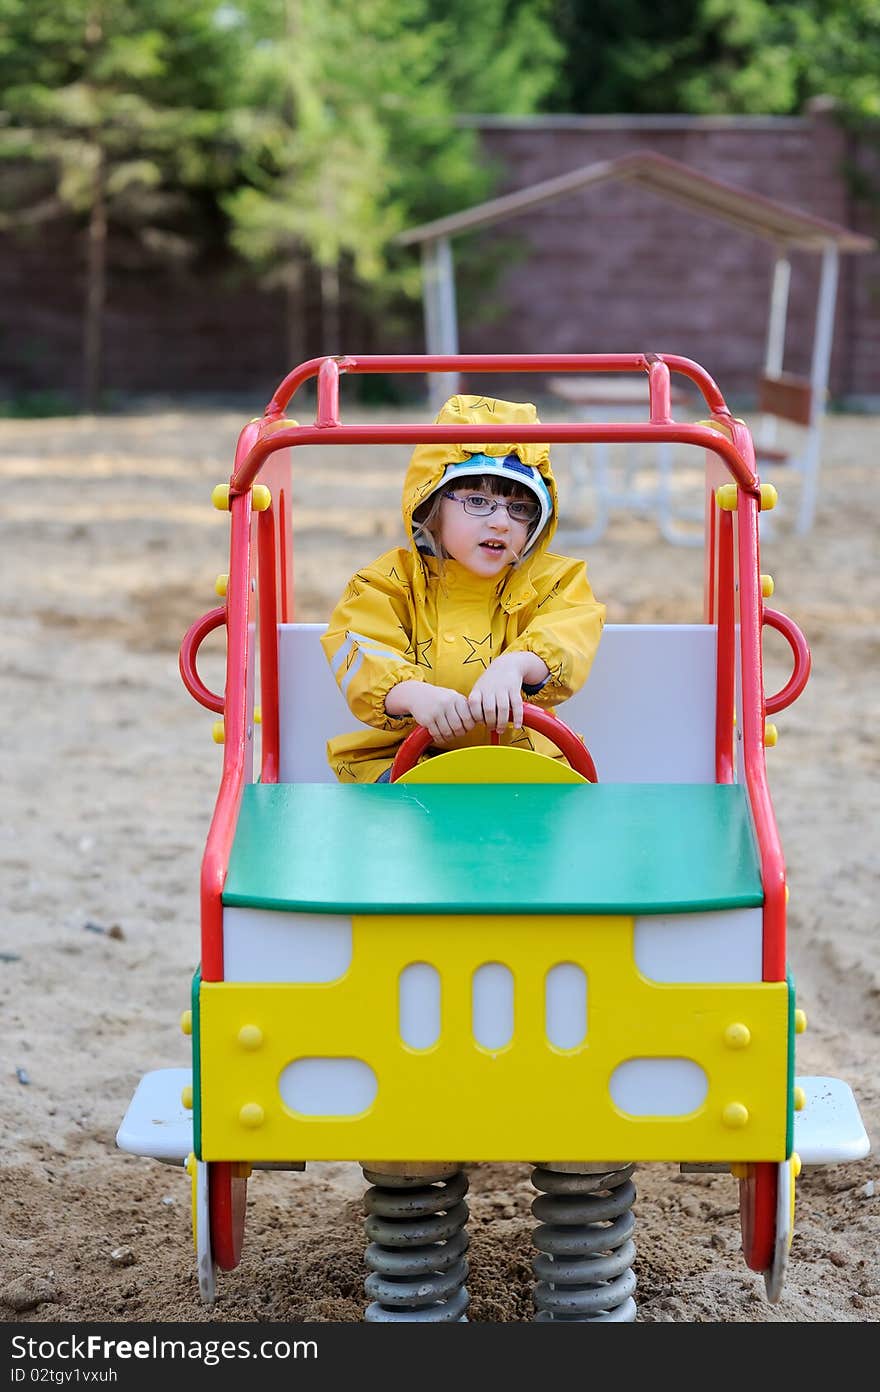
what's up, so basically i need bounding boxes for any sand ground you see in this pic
[0,400,877,1323]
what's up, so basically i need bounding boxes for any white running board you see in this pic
[116,1067,192,1164]
[115,1068,871,1167]
[793,1076,871,1165]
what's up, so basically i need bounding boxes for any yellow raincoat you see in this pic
[321,395,606,781]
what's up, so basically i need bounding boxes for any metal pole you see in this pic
[421,238,460,413]
[760,251,791,448]
[797,243,838,533]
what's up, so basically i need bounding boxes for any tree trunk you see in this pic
[82,151,107,412]
[319,260,340,355]
[284,257,305,369]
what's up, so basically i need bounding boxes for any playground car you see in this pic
[117,353,870,1321]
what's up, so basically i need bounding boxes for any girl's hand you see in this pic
[394,682,476,746]
[468,653,527,733]
[468,652,549,733]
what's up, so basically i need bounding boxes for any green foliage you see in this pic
[0,0,566,391]
[546,1,705,114]
[224,0,402,284]
[0,388,79,417]
[217,0,564,353]
[547,0,880,118]
[0,0,244,402]
[0,0,241,242]
[679,0,880,117]
[224,0,562,294]
[5,0,879,395]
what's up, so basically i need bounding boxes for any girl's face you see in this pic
[437,487,532,576]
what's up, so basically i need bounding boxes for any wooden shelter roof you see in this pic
[397,149,874,254]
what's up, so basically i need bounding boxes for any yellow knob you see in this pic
[696,418,735,436]
[253,706,262,725]
[212,483,231,511]
[252,484,272,511]
[764,722,778,747]
[724,1022,751,1050]
[730,1162,748,1180]
[215,573,228,598]
[181,1085,193,1110]
[212,720,225,744]
[237,1024,263,1051]
[185,1151,196,1179]
[761,573,775,598]
[239,1102,264,1129]
[722,1102,749,1129]
[793,1086,806,1112]
[716,483,738,511]
[759,483,778,511]
[794,1008,807,1034]
[785,883,790,904]
[180,1010,192,1037]
[792,1152,802,1178]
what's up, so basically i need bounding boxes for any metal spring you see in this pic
[361,1167,470,1322]
[530,1164,638,1322]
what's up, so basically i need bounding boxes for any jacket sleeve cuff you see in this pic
[371,665,427,725]
[522,676,550,696]
[505,637,567,703]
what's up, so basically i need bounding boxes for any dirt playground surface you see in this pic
[1,400,877,1323]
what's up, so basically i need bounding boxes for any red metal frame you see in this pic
[257,509,280,784]
[209,1161,249,1271]
[740,1162,778,1273]
[727,420,787,983]
[232,419,758,498]
[198,353,804,1002]
[179,607,226,714]
[763,608,812,715]
[261,353,732,425]
[199,442,257,983]
[714,509,736,786]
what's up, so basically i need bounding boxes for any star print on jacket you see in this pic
[343,573,370,601]
[398,628,433,668]
[509,730,534,750]
[536,580,561,609]
[462,633,493,668]
[543,658,567,689]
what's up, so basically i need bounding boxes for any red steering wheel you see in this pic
[390,701,598,783]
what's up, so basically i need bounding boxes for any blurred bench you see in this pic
[754,372,822,534]
[547,376,695,545]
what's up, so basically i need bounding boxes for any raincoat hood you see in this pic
[402,395,559,612]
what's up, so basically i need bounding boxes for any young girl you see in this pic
[321,394,606,781]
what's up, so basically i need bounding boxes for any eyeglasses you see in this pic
[445,492,540,525]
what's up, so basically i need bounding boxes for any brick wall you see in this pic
[1,104,877,405]
[458,104,879,401]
